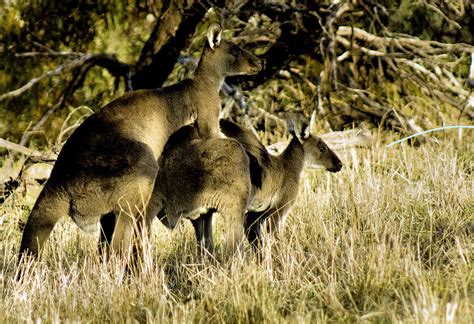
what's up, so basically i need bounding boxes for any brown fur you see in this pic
[152,117,342,257]
[219,115,342,250]
[147,123,253,256]
[18,24,262,262]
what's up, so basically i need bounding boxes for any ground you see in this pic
[0,134,472,322]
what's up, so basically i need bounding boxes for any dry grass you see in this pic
[0,135,472,322]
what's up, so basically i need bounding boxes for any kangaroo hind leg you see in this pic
[18,186,69,259]
[191,210,215,259]
[221,205,246,259]
[109,178,155,272]
[244,211,265,251]
[98,211,116,261]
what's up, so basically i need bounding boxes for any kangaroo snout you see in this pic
[241,49,263,75]
[327,150,343,172]
[328,160,343,173]
[250,56,264,74]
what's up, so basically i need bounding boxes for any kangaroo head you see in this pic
[202,23,263,77]
[290,111,343,173]
[302,135,342,173]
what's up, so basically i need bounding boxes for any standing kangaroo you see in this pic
[152,112,342,256]
[147,122,261,256]
[219,112,343,250]
[18,24,262,260]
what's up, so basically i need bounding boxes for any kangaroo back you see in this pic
[154,123,252,256]
[219,119,270,189]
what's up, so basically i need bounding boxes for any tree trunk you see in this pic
[130,0,209,90]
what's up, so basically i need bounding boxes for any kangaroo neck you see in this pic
[193,64,224,92]
[190,60,224,139]
[193,49,225,92]
[281,137,305,177]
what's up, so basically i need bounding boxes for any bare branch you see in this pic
[418,0,462,30]
[15,51,85,58]
[0,138,56,160]
[266,128,374,156]
[131,0,209,90]
[0,55,92,102]
[337,26,474,54]
[341,85,425,135]
[1,53,131,103]
[19,103,59,146]
[336,35,386,57]
[55,106,94,147]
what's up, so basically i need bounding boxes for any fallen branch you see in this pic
[0,138,56,161]
[0,153,55,205]
[266,128,374,155]
[336,26,474,55]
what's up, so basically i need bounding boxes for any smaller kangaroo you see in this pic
[146,123,260,256]
[220,111,343,250]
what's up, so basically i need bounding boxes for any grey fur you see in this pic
[152,117,342,257]
[220,117,343,250]
[18,24,262,261]
[147,123,253,256]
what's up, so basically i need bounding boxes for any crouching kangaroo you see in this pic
[219,111,343,250]
[18,24,262,262]
[146,122,261,257]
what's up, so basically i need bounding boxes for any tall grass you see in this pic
[0,135,472,322]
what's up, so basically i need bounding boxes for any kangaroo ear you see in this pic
[207,23,222,50]
[287,118,298,139]
[301,118,310,139]
[286,115,304,141]
[306,109,317,137]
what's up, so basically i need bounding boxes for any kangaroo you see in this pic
[152,113,342,257]
[219,111,343,250]
[18,24,262,261]
[146,122,258,256]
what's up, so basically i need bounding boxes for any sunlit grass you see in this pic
[0,136,472,322]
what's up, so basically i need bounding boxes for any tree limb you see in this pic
[15,51,85,58]
[0,53,130,102]
[337,26,474,55]
[0,55,92,102]
[0,138,56,160]
[131,0,211,90]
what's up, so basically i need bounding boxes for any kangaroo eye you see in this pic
[319,147,326,153]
